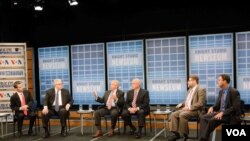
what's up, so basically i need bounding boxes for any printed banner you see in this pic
[236,31,250,104]
[71,43,105,105]
[189,33,234,104]
[38,46,70,105]
[146,37,187,104]
[107,40,144,92]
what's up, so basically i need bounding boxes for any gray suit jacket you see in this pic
[181,85,206,111]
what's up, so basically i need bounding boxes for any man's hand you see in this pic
[93,90,98,98]
[112,94,117,101]
[21,105,28,111]
[128,107,137,114]
[65,104,70,111]
[207,107,213,114]
[214,112,223,120]
[182,106,189,111]
[176,103,183,108]
[42,107,49,115]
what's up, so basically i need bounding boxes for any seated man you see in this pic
[168,75,206,141]
[92,80,125,138]
[199,74,241,141]
[10,81,36,137]
[121,78,150,139]
[41,79,73,138]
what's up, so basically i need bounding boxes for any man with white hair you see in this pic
[92,80,125,138]
[41,79,73,138]
[121,78,150,139]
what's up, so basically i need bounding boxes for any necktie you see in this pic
[185,89,193,109]
[220,91,226,111]
[21,93,27,116]
[55,90,59,112]
[132,91,138,108]
[106,91,113,110]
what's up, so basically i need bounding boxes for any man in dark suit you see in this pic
[198,74,241,141]
[121,78,150,139]
[92,80,125,137]
[41,79,73,138]
[10,81,36,137]
[168,75,206,141]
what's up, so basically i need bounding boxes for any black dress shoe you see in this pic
[181,136,188,141]
[167,135,180,141]
[43,132,50,138]
[129,126,136,135]
[28,130,36,136]
[16,131,22,138]
[135,132,141,139]
[61,128,67,137]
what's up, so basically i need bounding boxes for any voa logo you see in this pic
[226,129,246,136]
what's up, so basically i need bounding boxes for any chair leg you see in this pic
[105,117,108,132]
[149,114,152,132]
[68,118,70,131]
[118,117,120,134]
[144,121,146,136]
[48,119,51,133]
[13,120,15,137]
[34,117,37,135]
[196,121,199,139]
[123,122,126,134]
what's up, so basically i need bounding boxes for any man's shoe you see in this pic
[92,130,103,138]
[43,127,50,138]
[28,130,36,136]
[181,134,188,141]
[108,128,114,137]
[135,132,141,139]
[167,134,180,141]
[43,131,50,138]
[16,131,22,138]
[129,125,136,135]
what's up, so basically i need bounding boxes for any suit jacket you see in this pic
[124,88,150,114]
[181,85,206,112]
[96,89,125,113]
[212,87,241,124]
[10,90,34,114]
[43,88,73,109]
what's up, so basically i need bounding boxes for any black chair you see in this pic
[123,113,152,136]
[48,111,71,134]
[13,101,38,137]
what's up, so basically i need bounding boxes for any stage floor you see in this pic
[1,125,221,141]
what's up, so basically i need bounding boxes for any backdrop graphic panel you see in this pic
[189,33,234,104]
[71,43,105,105]
[38,46,70,105]
[236,31,250,104]
[146,37,187,104]
[107,40,144,92]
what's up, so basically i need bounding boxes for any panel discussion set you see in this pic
[0,1,250,141]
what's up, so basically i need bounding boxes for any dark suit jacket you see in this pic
[124,88,150,114]
[96,89,125,113]
[181,85,206,112]
[43,88,73,109]
[10,90,34,114]
[213,87,241,124]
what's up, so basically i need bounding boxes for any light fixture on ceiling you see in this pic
[68,0,78,6]
[34,0,44,11]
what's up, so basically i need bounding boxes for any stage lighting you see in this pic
[68,0,78,6]
[34,0,44,11]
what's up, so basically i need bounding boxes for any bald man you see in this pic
[121,78,150,139]
[41,79,73,138]
[92,80,125,138]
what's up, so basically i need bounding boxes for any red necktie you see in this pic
[21,93,27,115]
[132,91,138,108]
